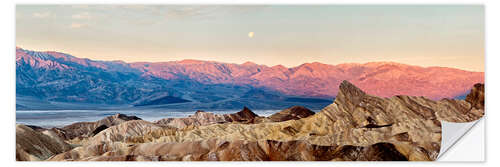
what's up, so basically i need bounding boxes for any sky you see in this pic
[16,5,484,72]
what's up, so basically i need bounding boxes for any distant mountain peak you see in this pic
[177,59,209,64]
[241,61,258,66]
[364,61,405,66]
[16,47,484,102]
[271,64,286,69]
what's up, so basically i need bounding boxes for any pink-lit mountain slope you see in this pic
[17,47,484,101]
[130,61,484,99]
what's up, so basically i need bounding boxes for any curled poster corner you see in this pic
[437,118,483,161]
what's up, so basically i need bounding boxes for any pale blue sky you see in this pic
[16,5,484,71]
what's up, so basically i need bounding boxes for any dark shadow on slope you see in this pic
[134,96,191,106]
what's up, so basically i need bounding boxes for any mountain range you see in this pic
[15,47,484,110]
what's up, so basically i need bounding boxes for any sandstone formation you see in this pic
[268,106,315,122]
[88,120,178,145]
[154,107,260,129]
[51,113,141,140]
[466,83,485,110]
[155,106,316,129]
[16,124,72,161]
[48,139,407,161]
[18,81,485,161]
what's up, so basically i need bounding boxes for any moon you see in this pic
[248,32,254,38]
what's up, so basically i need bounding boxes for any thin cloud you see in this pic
[70,5,89,9]
[72,12,92,19]
[162,6,268,21]
[32,12,52,18]
[106,5,269,21]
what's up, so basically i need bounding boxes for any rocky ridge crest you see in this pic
[17,81,485,161]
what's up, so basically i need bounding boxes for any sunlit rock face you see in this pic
[18,81,484,161]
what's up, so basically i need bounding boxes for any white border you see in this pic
[2,0,498,166]
[438,119,483,161]
[439,118,485,161]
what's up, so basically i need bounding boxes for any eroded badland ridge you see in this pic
[16,81,484,161]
